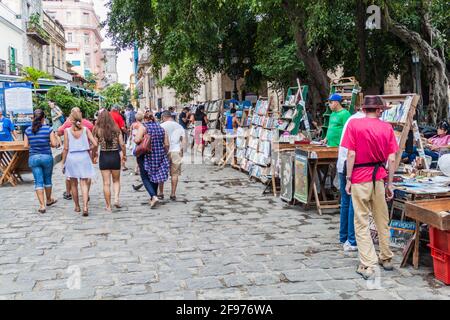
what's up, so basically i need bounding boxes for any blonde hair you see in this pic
[135,111,144,122]
[70,109,83,131]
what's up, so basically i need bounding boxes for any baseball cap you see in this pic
[328,94,343,102]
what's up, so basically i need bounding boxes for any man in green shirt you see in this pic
[323,94,351,147]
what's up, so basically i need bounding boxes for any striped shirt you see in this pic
[25,125,53,156]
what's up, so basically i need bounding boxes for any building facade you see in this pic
[0,0,50,75]
[42,11,72,81]
[135,47,252,111]
[102,48,118,87]
[0,0,25,75]
[43,0,105,88]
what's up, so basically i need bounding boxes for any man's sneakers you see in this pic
[378,258,394,271]
[356,265,375,280]
[343,240,358,252]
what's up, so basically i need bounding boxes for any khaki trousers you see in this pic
[351,181,393,267]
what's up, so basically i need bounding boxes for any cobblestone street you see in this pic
[0,157,449,300]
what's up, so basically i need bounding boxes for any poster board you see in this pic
[1,82,33,126]
[280,152,295,202]
[294,150,308,203]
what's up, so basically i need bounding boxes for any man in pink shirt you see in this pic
[57,107,94,200]
[341,95,399,280]
[57,108,94,136]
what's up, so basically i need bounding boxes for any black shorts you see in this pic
[99,150,121,171]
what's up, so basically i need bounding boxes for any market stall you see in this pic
[293,144,339,215]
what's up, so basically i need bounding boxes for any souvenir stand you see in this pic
[321,77,361,139]
[276,83,312,202]
[238,97,279,193]
[369,93,450,283]
[206,100,223,131]
[233,104,254,171]
[218,101,252,168]
[291,145,339,215]
[0,141,30,187]
[276,84,309,139]
[199,100,224,161]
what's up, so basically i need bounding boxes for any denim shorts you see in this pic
[28,154,54,190]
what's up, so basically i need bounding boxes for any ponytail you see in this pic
[32,109,45,134]
[70,109,83,131]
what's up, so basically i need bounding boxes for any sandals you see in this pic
[38,208,46,214]
[157,194,164,200]
[82,209,89,217]
[170,195,176,201]
[114,203,122,209]
[47,199,58,207]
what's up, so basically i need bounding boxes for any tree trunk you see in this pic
[281,0,330,102]
[381,5,449,124]
[355,0,367,87]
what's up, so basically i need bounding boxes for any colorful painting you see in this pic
[294,151,308,203]
[280,152,294,202]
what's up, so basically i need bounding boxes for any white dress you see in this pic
[65,128,96,179]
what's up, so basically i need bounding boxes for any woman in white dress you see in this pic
[62,110,97,216]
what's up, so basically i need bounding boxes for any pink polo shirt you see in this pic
[429,134,450,147]
[57,118,94,136]
[341,117,399,184]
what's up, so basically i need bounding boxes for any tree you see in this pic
[379,0,449,123]
[21,66,53,106]
[85,73,98,91]
[104,0,259,101]
[101,83,127,107]
[44,86,98,119]
[105,0,448,123]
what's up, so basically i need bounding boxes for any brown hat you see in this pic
[362,95,389,110]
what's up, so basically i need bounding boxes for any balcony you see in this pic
[52,66,73,82]
[26,22,50,46]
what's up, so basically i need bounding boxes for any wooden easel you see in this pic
[379,94,420,169]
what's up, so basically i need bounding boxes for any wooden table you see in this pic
[401,198,450,269]
[391,182,450,220]
[0,141,30,187]
[294,145,339,215]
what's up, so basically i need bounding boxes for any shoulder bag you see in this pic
[134,132,152,157]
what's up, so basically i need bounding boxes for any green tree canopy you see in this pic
[105,0,449,122]
[101,83,127,107]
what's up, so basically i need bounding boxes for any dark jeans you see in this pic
[137,155,158,198]
[402,147,439,163]
[339,173,356,246]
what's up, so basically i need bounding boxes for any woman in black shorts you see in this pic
[93,110,126,211]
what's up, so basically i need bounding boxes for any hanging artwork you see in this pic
[280,152,295,202]
[294,151,308,203]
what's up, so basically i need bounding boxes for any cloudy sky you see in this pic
[93,0,133,86]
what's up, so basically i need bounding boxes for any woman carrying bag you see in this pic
[134,110,169,208]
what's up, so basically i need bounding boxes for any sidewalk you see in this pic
[0,156,448,299]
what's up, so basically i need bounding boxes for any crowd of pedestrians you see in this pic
[22,103,201,216]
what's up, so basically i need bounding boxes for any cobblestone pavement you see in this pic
[0,156,449,300]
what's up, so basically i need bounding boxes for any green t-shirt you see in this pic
[326,109,351,147]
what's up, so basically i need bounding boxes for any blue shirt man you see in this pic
[0,110,17,142]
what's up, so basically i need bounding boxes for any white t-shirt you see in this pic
[337,111,366,174]
[161,120,185,152]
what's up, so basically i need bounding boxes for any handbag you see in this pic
[134,133,152,157]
